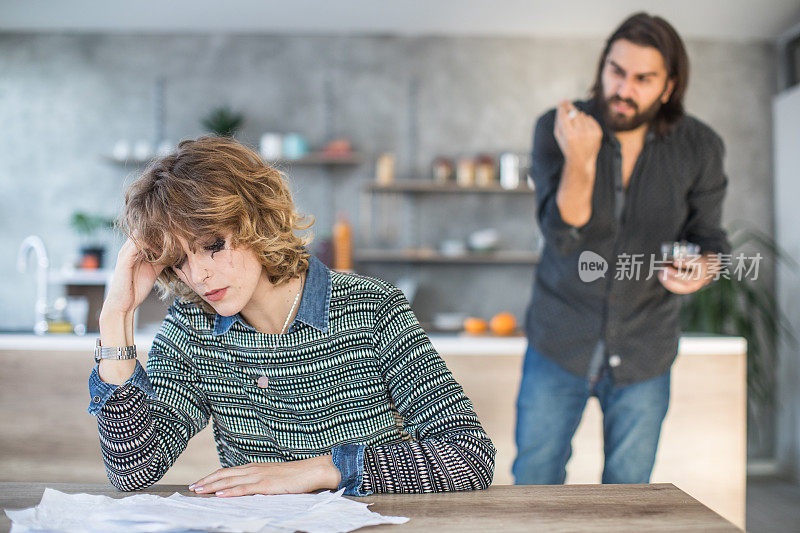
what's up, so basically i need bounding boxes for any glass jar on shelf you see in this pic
[475,154,496,187]
[456,157,475,187]
[432,157,454,184]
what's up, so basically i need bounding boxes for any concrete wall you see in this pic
[1,34,778,461]
[1,32,775,326]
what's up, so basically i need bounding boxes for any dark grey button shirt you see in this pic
[525,99,730,385]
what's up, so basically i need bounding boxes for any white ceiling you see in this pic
[2,0,799,41]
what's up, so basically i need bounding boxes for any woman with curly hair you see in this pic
[88,136,494,497]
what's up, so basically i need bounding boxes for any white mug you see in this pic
[500,153,520,190]
[259,133,283,161]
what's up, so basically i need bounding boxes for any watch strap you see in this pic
[94,338,137,363]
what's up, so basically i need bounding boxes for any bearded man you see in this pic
[514,12,730,485]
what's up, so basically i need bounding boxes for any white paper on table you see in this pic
[5,487,409,533]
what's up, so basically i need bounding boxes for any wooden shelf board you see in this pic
[268,153,364,166]
[49,269,112,286]
[101,153,364,168]
[98,154,153,167]
[366,181,535,194]
[355,249,541,264]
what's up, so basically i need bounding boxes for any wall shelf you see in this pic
[366,181,535,195]
[355,249,540,265]
[100,152,365,168]
[268,153,364,166]
[99,154,153,167]
[49,269,112,286]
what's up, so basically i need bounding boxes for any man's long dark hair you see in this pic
[590,13,689,136]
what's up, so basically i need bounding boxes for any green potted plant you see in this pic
[680,223,797,409]
[201,106,244,137]
[69,211,115,269]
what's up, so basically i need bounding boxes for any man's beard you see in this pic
[602,94,663,132]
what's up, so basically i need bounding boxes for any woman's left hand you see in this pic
[189,455,341,497]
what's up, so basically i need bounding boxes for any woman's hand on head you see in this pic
[102,238,165,318]
[189,456,341,497]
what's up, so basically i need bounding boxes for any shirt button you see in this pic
[609,354,622,368]
[257,376,269,388]
[93,396,100,403]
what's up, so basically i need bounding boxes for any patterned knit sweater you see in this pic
[88,257,495,495]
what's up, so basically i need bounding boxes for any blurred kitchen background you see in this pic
[2,1,800,531]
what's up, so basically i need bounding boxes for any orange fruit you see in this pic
[463,317,488,335]
[490,312,517,336]
[80,255,100,270]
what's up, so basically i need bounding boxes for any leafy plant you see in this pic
[69,212,115,239]
[680,223,797,406]
[201,106,244,137]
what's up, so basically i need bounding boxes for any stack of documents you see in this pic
[6,488,409,532]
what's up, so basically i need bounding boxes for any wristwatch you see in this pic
[94,338,137,364]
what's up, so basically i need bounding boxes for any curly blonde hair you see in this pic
[123,136,312,309]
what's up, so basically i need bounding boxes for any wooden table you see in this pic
[0,482,740,532]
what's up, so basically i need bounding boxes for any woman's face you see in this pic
[171,234,266,317]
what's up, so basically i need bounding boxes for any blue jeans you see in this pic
[513,346,670,484]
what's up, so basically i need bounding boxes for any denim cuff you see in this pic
[87,360,156,415]
[331,444,370,496]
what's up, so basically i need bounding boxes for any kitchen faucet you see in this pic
[17,235,50,335]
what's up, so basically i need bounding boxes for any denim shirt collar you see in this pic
[212,254,331,336]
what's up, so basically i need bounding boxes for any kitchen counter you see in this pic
[0,330,746,527]
[0,331,746,356]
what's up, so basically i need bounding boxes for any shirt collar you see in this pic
[294,254,331,333]
[212,253,331,336]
